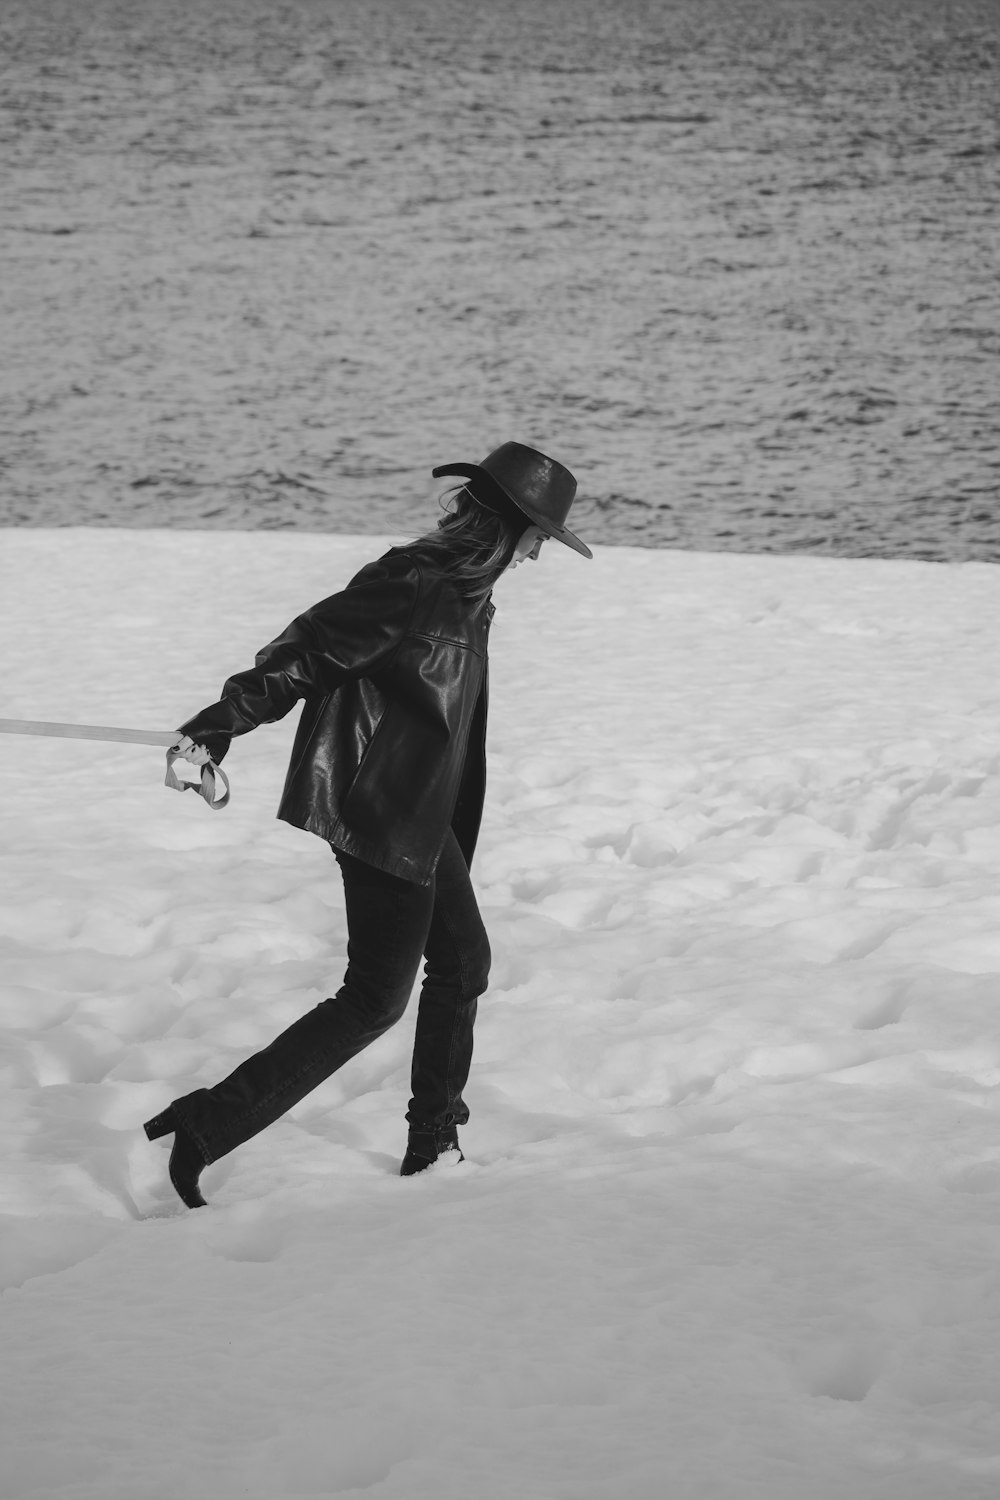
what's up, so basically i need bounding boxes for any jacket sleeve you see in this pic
[177,552,420,764]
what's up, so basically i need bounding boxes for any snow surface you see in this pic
[4,529,1000,1498]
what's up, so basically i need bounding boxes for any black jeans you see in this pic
[170,828,491,1166]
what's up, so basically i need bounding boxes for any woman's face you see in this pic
[508,524,547,570]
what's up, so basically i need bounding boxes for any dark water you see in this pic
[2,0,998,559]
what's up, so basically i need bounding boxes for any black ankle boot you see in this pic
[143,1106,208,1209]
[400,1125,464,1177]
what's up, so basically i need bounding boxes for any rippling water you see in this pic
[2,0,998,558]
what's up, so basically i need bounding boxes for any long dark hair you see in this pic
[405,486,523,613]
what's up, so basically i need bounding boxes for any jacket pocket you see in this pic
[340,704,391,819]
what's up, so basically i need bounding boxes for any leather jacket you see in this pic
[178,546,493,886]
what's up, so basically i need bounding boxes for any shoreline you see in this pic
[3,522,998,568]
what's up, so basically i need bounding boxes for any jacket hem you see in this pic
[276,810,437,887]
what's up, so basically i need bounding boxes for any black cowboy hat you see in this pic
[432,442,593,560]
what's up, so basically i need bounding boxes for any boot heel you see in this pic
[143,1106,176,1141]
[143,1107,208,1209]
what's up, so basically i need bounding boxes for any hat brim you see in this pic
[432,462,594,560]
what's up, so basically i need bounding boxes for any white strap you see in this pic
[0,718,230,811]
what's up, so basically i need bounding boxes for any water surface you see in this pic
[2,0,998,558]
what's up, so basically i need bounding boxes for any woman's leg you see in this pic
[406,828,492,1146]
[168,852,436,1166]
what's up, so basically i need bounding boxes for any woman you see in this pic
[143,441,592,1209]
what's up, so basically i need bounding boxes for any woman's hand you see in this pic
[171,733,212,766]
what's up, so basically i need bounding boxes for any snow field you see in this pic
[3,531,1000,1497]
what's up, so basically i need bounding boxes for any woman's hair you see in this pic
[405,486,524,612]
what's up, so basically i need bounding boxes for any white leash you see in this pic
[0,719,230,810]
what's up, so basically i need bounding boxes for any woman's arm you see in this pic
[175,553,420,764]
